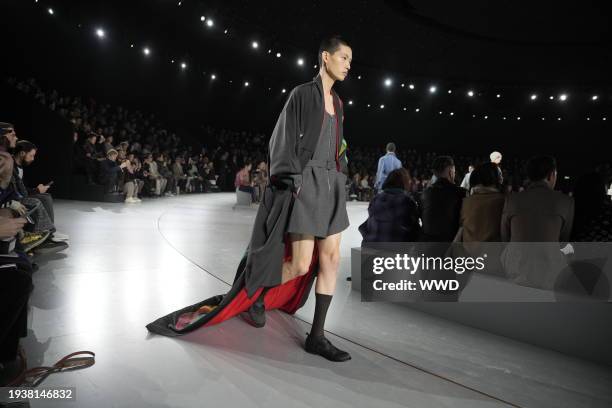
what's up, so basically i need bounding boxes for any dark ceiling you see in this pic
[1,0,611,155]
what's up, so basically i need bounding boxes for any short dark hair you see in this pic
[526,155,557,181]
[432,156,454,176]
[469,162,501,189]
[382,167,411,191]
[318,36,350,67]
[0,122,14,136]
[14,140,37,156]
[386,142,396,153]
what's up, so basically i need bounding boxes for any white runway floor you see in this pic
[21,193,612,407]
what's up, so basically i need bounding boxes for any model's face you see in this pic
[323,45,352,81]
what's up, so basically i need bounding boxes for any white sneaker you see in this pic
[52,232,70,241]
[125,197,137,203]
[134,197,142,202]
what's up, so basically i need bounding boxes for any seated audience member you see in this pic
[359,168,421,243]
[186,157,204,193]
[501,155,574,289]
[99,149,128,193]
[501,155,574,242]
[11,141,69,253]
[145,154,167,196]
[122,158,142,203]
[156,154,175,196]
[0,152,33,386]
[460,162,505,242]
[253,161,268,203]
[171,157,188,194]
[234,162,255,202]
[571,172,612,241]
[13,141,55,224]
[420,156,466,242]
[75,132,100,184]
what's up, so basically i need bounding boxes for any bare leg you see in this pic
[281,233,315,284]
[315,232,341,295]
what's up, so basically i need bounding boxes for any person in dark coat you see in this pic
[420,156,466,242]
[359,168,420,243]
[147,36,353,362]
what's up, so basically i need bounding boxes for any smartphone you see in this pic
[46,181,54,186]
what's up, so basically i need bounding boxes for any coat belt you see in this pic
[305,159,336,170]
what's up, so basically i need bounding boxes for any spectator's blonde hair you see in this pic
[107,149,118,158]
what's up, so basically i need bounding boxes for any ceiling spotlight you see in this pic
[592,95,599,101]
[244,81,250,87]
[224,29,228,34]
[496,94,501,98]
[467,90,474,97]
[409,84,415,90]
[95,28,105,38]
[48,8,54,15]
[252,41,259,49]
[200,16,206,22]
[403,107,407,111]
[587,117,590,121]
[143,47,150,56]
[313,65,317,69]
[429,86,437,94]
[530,94,537,100]
[503,117,507,120]
[297,58,304,66]
[177,1,182,5]
[415,108,420,112]
[267,49,271,54]
[450,112,454,116]
[439,111,443,115]
[380,104,385,109]
[206,19,214,27]
[484,115,488,119]
[517,116,521,120]
[604,117,607,121]
[448,90,452,94]
[276,52,281,58]
[130,44,134,48]
[281,88,286,93]
[348,100,353,105]
[549,96,554,100]
[542,117,546,121]
[472,114,476,118]
[180,62,187,69]
[384,78,392,87]
[367,104,371,107]
[559,94,568,101]
[358,75,362,80]
[171,59,175,63]
[401,83,405,88]
[557,117,562,121]
[211,74,216,80]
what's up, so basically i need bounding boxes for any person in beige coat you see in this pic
[501,155,574,289]
[461,162,505,242]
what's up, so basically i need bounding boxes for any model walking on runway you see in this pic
[241,36,353,362]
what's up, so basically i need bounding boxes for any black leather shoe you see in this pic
[240,292,266,328]
[304,334,351,362]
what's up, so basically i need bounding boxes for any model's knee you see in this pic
[319,251,340,270]
[294,256,313,277]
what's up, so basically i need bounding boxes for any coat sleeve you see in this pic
[268,89,302,191]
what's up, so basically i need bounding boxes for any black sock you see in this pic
[254,287,269,306]
[310,293,332,338]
